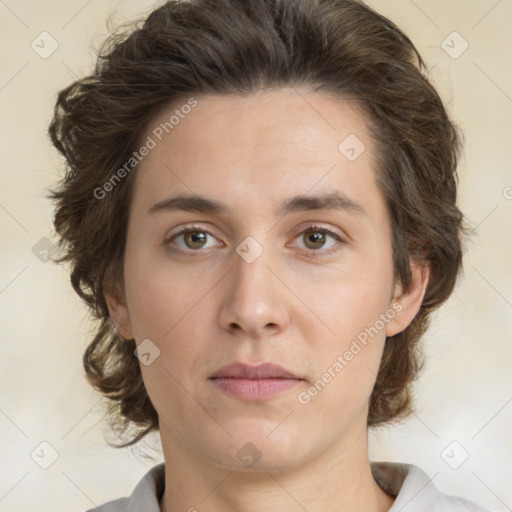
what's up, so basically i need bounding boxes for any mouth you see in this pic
[208,362,304,401]
[209,362,301,380]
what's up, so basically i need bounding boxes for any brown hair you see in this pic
[49,0,465,446]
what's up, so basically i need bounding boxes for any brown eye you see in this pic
[183,231,208,249]
[165,226,223,257]
[303,230,327,250]
[292,224,344,258]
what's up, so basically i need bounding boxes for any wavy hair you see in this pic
[49,0,465,446]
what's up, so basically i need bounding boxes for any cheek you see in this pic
[122,243,205,341]
[299,278,391,416]
[311,257,394,343]
[300,251,394,396]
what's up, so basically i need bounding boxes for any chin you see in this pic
[202,423,310,473]
[215,447,308,474]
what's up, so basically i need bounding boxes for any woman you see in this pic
[49,0,489,510]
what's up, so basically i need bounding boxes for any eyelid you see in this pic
[291,222,346,242]
[287,223,345,256]
[164,222,346,257]
[165,221,214,236]
[164,223,224,248]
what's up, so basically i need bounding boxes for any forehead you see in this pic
[131,88,381,218]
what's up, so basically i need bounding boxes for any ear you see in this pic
[105,287,135,341]
[386,261,430,337]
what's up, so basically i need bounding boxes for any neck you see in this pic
[159,428,395,512]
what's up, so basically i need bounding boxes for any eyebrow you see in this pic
[148,191,367,217]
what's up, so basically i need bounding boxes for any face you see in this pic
[108,88,426,472]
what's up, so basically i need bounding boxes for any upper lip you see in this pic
[209,362,301,380]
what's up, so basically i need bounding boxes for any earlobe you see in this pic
[386,262,430,337]
[105,290,134,340]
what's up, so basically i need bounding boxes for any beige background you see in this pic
[1,1,511,511]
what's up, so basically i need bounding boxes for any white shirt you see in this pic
[86,462,491,512]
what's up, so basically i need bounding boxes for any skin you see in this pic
[107,88,429,512]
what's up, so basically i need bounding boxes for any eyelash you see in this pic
[164,223,344,259]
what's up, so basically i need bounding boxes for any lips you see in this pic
[208,362,303,401]
[209,362,301,380]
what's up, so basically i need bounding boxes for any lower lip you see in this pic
[209,377,302,401]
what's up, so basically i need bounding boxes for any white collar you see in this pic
[90,461,489,512]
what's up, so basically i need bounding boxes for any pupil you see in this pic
[307,231,324,248]
[187,232,206,248]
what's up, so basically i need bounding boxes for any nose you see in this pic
[218,240,290,339]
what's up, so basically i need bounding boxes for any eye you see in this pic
[291,224,344,257]
[165,225,223,256]
[164,223,344,259]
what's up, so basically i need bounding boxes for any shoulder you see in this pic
[84,463,165,512]
[84,461,492,512]
[84,497,130,512]
[371,461,492,512]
